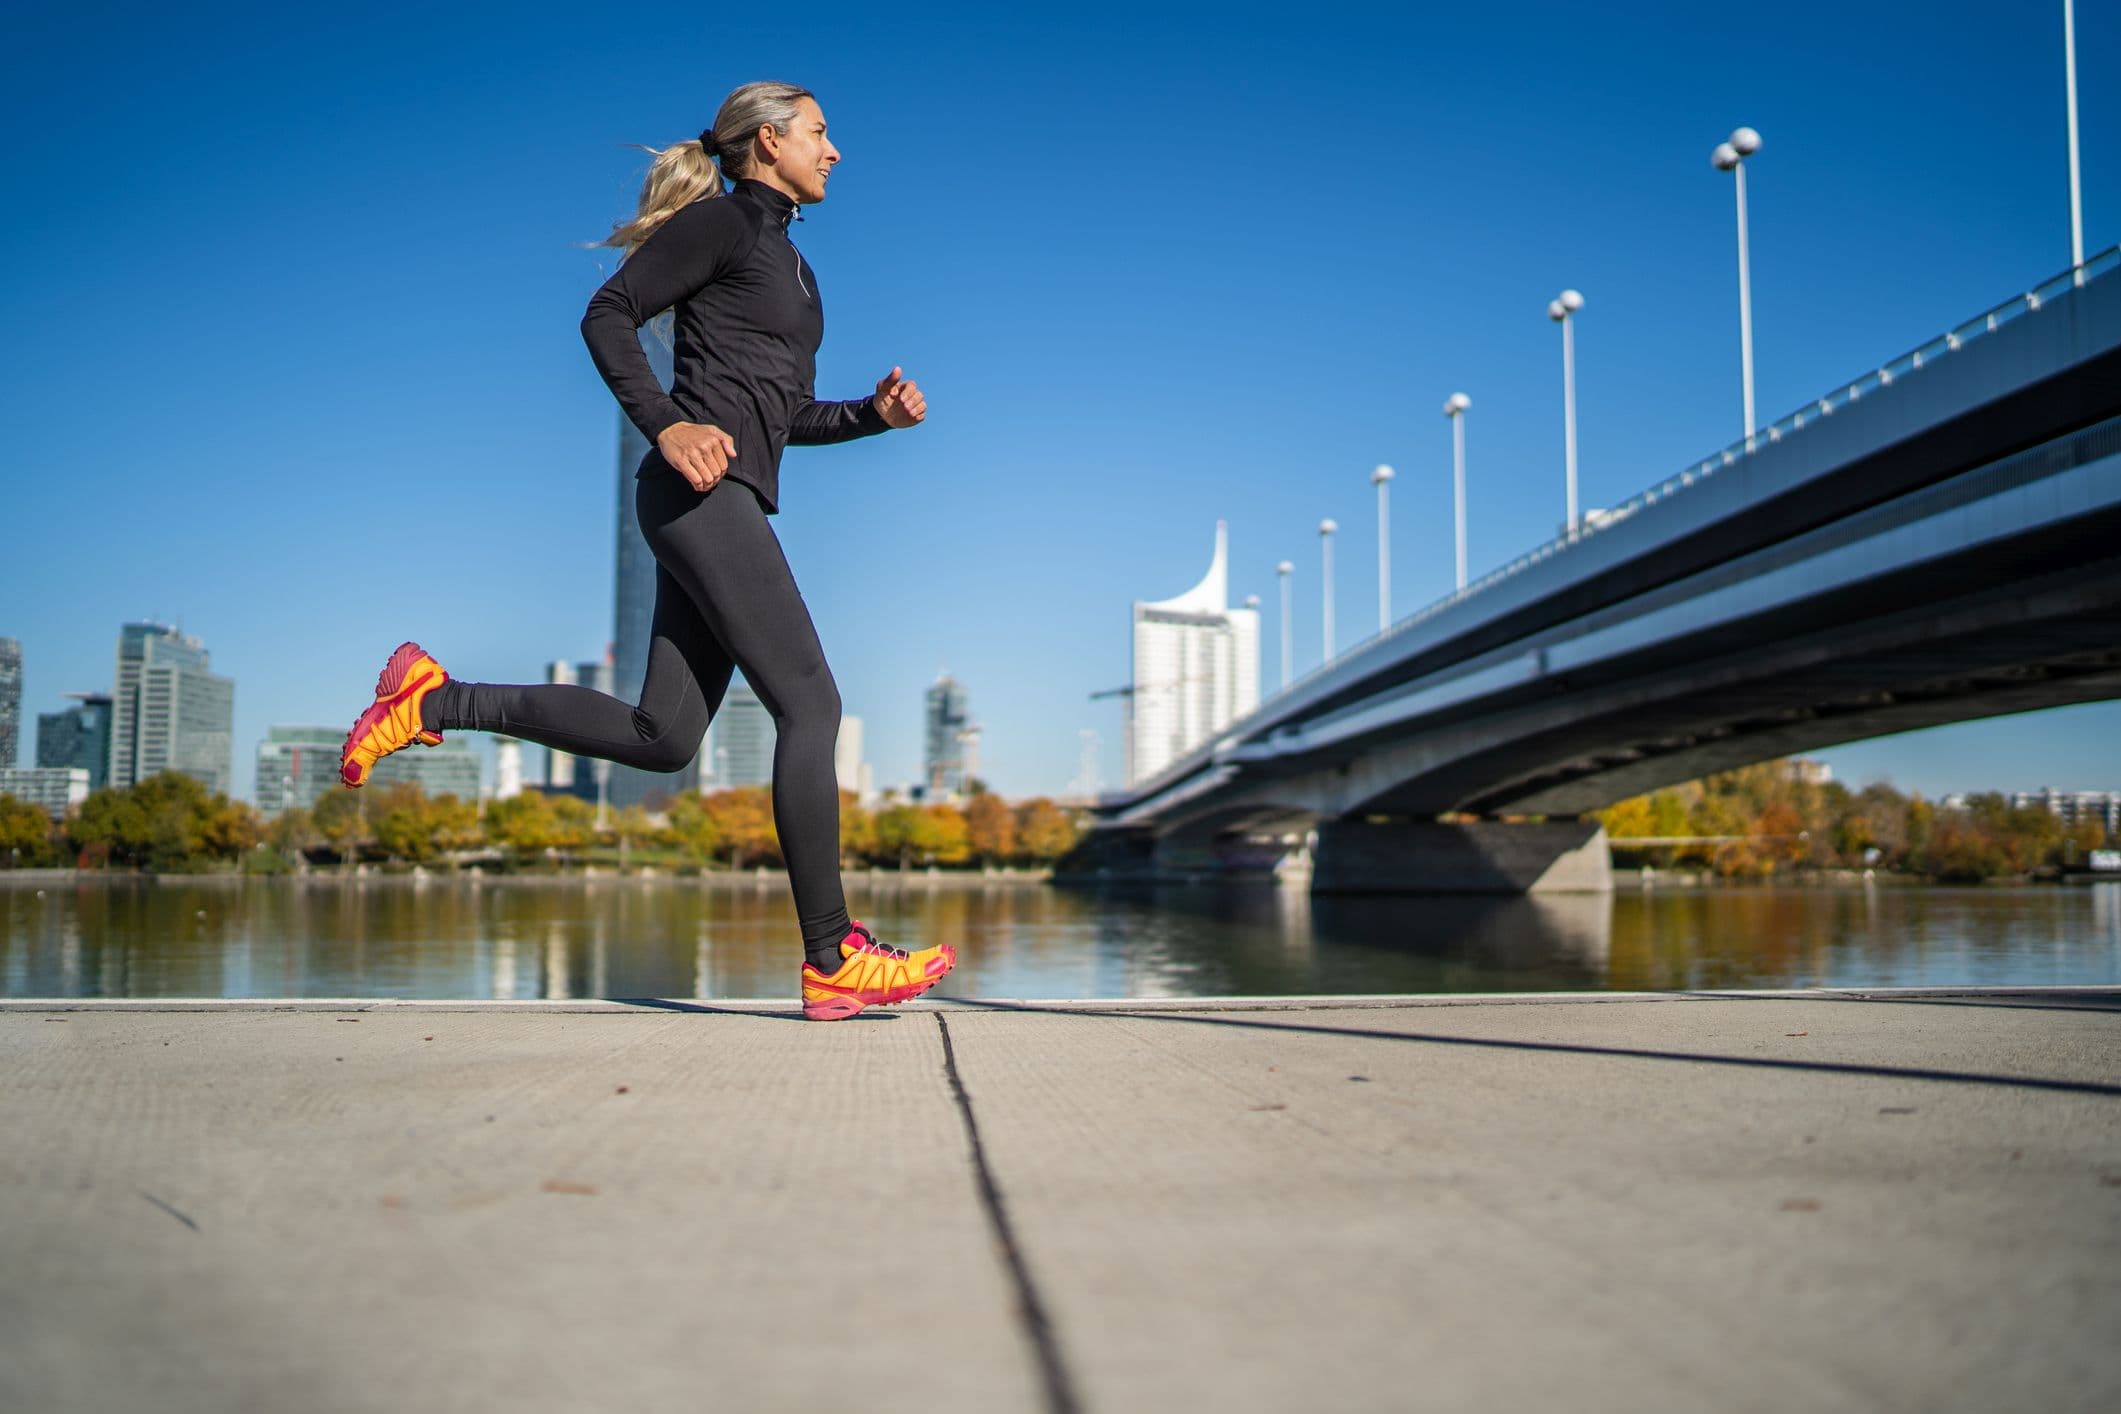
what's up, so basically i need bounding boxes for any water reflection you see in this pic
[1,877,2117,1000]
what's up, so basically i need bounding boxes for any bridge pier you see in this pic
[1311,818,1613,895]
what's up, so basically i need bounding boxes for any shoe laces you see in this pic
[848,923,908,960]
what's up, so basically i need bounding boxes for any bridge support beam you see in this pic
[1311,819,1612,895]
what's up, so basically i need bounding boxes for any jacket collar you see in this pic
[731,178,801,229]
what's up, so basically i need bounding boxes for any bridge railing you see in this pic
[1280,248,2120,701]
[1119,247,2121,808]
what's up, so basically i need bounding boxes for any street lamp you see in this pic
[1319,519,1339,665]
[1276,560,1294,688]
[1547,289,1584,537]
[1443,393,1470,590]
[1370,463,1394,633]
[1711,126,1762,440]
[2066,0,2084,275]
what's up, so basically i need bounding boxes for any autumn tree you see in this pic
[1013,798,1080,863]
[837,789,876,865]
[698,788,777,866]
[312,787,372,865]
[964,791,1016,864]
[664,792,723,864]
[919,804,971,865]
[483,791,560,859]
[0,795,60,867]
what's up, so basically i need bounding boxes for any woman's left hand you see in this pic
[872,367,927,428]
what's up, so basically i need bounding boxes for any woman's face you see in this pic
[762,97,839,204]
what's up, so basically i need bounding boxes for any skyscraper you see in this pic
[712,680,774,788]
[1129,521,1260,785]
[543,659,579,790]
[37,691,113,790]
[370,739,481,799]
[108,623,234,795]
[493,738,523,800]
[0,638,20,768]
[255,726,345,815]
[835,715,864,795]
[925,674,972,795]
[609,317,702,808]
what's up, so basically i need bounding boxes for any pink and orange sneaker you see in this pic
[800,922,957,1021]
[339,641,448,788]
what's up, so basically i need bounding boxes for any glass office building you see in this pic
[108,623,234,796]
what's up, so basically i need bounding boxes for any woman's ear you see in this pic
[756,124,781,162]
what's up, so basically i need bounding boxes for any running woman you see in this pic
[337,81,954,1020]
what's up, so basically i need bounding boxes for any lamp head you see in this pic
[1712,142,1739,171]
[1277,560,1293,575]
[1243,594,1261,609]
[1548,299,1566,321]
[1319,518,1338,536]
[1559,289,1584,313]
[1371,463,1394,484]
[1729,126,1761,156]
[1444,392,1470,415]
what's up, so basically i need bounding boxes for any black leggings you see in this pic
[425,473,850,950]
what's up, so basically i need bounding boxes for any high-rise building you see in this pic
[1128,521,1260,785]
[609,318,702,808]
[257,724,482,812]
[925,674,972,795]
[108,623,234,796]
[493,738,523,800]
[371,739,481,799]
[2011,788,2121,837]
[0,767,89,819]
[0,638,20,768]
[36,691,113,790]
[713,680,774,788]
[836,715,864,795]
[541,654,629,806]
[543,659,579,789]
[255,726,347,815]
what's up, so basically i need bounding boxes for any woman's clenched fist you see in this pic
[656,422,738,492]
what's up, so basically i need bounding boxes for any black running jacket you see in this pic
[581,178,887,513]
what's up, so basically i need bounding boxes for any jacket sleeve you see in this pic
[788,395,893,446]
[580,198,750,444]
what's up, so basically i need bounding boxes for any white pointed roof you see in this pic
[1142,520,1229,614]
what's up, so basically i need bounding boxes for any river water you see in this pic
[5,875,2119,1000]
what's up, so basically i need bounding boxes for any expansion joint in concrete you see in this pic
[934,1012,1082,1414]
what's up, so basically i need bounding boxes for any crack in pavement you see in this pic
[935,1012,1081,1414]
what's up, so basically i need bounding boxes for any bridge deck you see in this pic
[6,990,2118,1411]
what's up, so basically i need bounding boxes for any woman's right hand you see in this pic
[657,422,738,492]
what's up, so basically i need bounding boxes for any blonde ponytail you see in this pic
[600,139,724,256]
[597,81,816,257]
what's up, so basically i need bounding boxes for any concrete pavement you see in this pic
[3,990,2119,1412]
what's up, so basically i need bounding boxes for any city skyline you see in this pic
[1,3,2116,801]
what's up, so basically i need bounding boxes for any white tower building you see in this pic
[835,716,864,795]
[493,737,523,800]
[1128,520,1260,786]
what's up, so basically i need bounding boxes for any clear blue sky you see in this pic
[2,0,2115,802]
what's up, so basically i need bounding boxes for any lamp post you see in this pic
[1370,464,1394,632]
[1276,560,1294,688]
[2066,0,2084,276]
[1547,289,1584,536]
[1443,392,1470,590]
[1319,520,1339,665]
[1711,126,1762,440]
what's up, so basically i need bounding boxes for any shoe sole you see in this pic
[801,947,956,1021]
[340,642,444,788]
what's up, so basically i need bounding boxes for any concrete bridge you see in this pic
[1076,251,2121,892]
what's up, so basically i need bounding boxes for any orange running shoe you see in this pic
[339,641,448,788]
[801,922,957,1021]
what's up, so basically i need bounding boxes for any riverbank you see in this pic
[0,864,1057,888]
[4,989,2116,1411]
